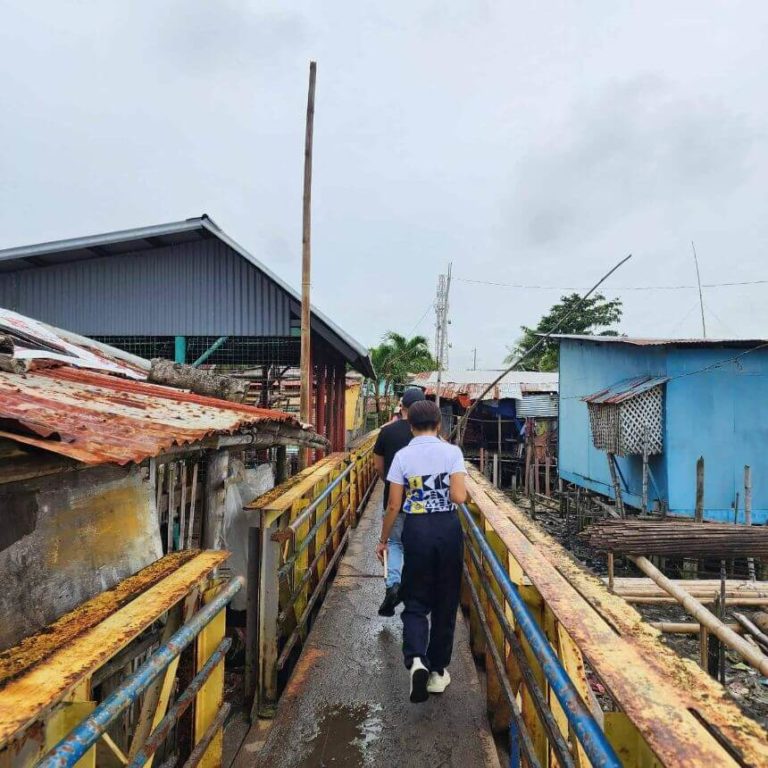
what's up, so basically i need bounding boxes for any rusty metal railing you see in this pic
[245,435,378,716]
[460,504,620,768]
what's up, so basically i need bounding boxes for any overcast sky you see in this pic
[1,2,767,370]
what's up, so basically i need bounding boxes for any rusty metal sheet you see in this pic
[409,370,558,402]
[0,550,227,748]
[468,469,768,767]
[0,366,305,465]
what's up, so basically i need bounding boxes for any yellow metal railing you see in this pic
[462,466,767,768]
[244,435,378,716]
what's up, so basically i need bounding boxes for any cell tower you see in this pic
[434,263,452,409]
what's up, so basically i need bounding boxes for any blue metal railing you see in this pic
[36,576,243,768]
[459,504,622,768]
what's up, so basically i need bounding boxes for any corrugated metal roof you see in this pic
[0,366,307,465]
[0,308,148,378]
[552,334,768,349]
[0,307,317,464]
[516,393,559,417]
[583,376,669,405]
[409,370,558,401]
[0,215,374,378]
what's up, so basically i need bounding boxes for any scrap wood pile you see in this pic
[581,518,768,557]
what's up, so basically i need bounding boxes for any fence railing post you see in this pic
[257,513,282,717]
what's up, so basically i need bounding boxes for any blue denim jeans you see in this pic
[386,512,405,588]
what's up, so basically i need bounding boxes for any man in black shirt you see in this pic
[373,387,426,616]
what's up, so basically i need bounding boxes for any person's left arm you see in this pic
[376,452,405,562]
[449,446,468,505]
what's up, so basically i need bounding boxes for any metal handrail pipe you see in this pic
[279,492,347,578]
[465,541,575,767]
[126,638,232,768]
[459,504,621,768]
[180,703,231,768]
[278,513,350,620]
[37,577,243,768]
[288,446,373,535]
[462,563,542,768]
[288,459,357,534]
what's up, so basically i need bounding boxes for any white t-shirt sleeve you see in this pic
[386,451,406,485]
[449,446,467,475]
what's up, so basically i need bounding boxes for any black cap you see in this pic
[402,388,426,408]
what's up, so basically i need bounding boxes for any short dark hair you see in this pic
[408,400,442,431]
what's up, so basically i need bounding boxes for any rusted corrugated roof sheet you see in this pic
[583,375,669,405]
[0,366,307,465]
[0,307,147,378]
[409,370,558,402]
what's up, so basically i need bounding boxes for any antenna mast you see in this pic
[434,263,452,410]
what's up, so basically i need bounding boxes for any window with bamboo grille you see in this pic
[587,385,664,456]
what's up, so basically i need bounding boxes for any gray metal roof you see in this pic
[583,375,669,404]
[0,215,374,377]
[552,334,768,349]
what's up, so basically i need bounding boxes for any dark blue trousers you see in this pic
[400,512,464,672]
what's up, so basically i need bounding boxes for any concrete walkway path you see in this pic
[247,482,500,768]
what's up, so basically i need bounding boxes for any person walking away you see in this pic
[372,388,426,616]
[376,400,467,703]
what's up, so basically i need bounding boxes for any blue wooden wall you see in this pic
[558,339,768,524]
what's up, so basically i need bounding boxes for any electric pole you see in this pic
[434,262,452,410]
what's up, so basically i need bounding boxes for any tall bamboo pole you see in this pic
[299,61,317,468]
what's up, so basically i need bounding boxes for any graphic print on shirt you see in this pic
[403,472,452,514]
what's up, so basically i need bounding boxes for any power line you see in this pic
[455,277,768,291]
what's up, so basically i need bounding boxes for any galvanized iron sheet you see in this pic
[0,366,303,465]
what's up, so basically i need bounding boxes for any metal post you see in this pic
[174,336,186,364]
[192,336,228,367]
[256,515,282,716]
[245,526,261,706]
[299,61,317,469]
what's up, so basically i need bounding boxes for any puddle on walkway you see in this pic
[298,703,383,767]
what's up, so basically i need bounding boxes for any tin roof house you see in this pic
[556,335,768,523]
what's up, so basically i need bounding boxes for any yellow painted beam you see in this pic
[0,551,227,748]
[195,587,226,768]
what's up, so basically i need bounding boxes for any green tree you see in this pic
[505,293,622,371]
[369,332,437,412]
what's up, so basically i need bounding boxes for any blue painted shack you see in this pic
[556,335,768,524]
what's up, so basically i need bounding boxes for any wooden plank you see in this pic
[0,551,227,747]
[467,468,767,767]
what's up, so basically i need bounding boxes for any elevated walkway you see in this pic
[243,482,500,767]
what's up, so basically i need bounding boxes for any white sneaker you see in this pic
[427,669,451,694]
[409,658,429,703]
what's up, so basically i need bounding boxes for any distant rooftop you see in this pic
[552,334,768,349]
[409,369,558,401]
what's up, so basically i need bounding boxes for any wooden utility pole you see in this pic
[299,61,317,468]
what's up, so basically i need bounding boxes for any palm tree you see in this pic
[368,333,437,415]
[369,343,394,414]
